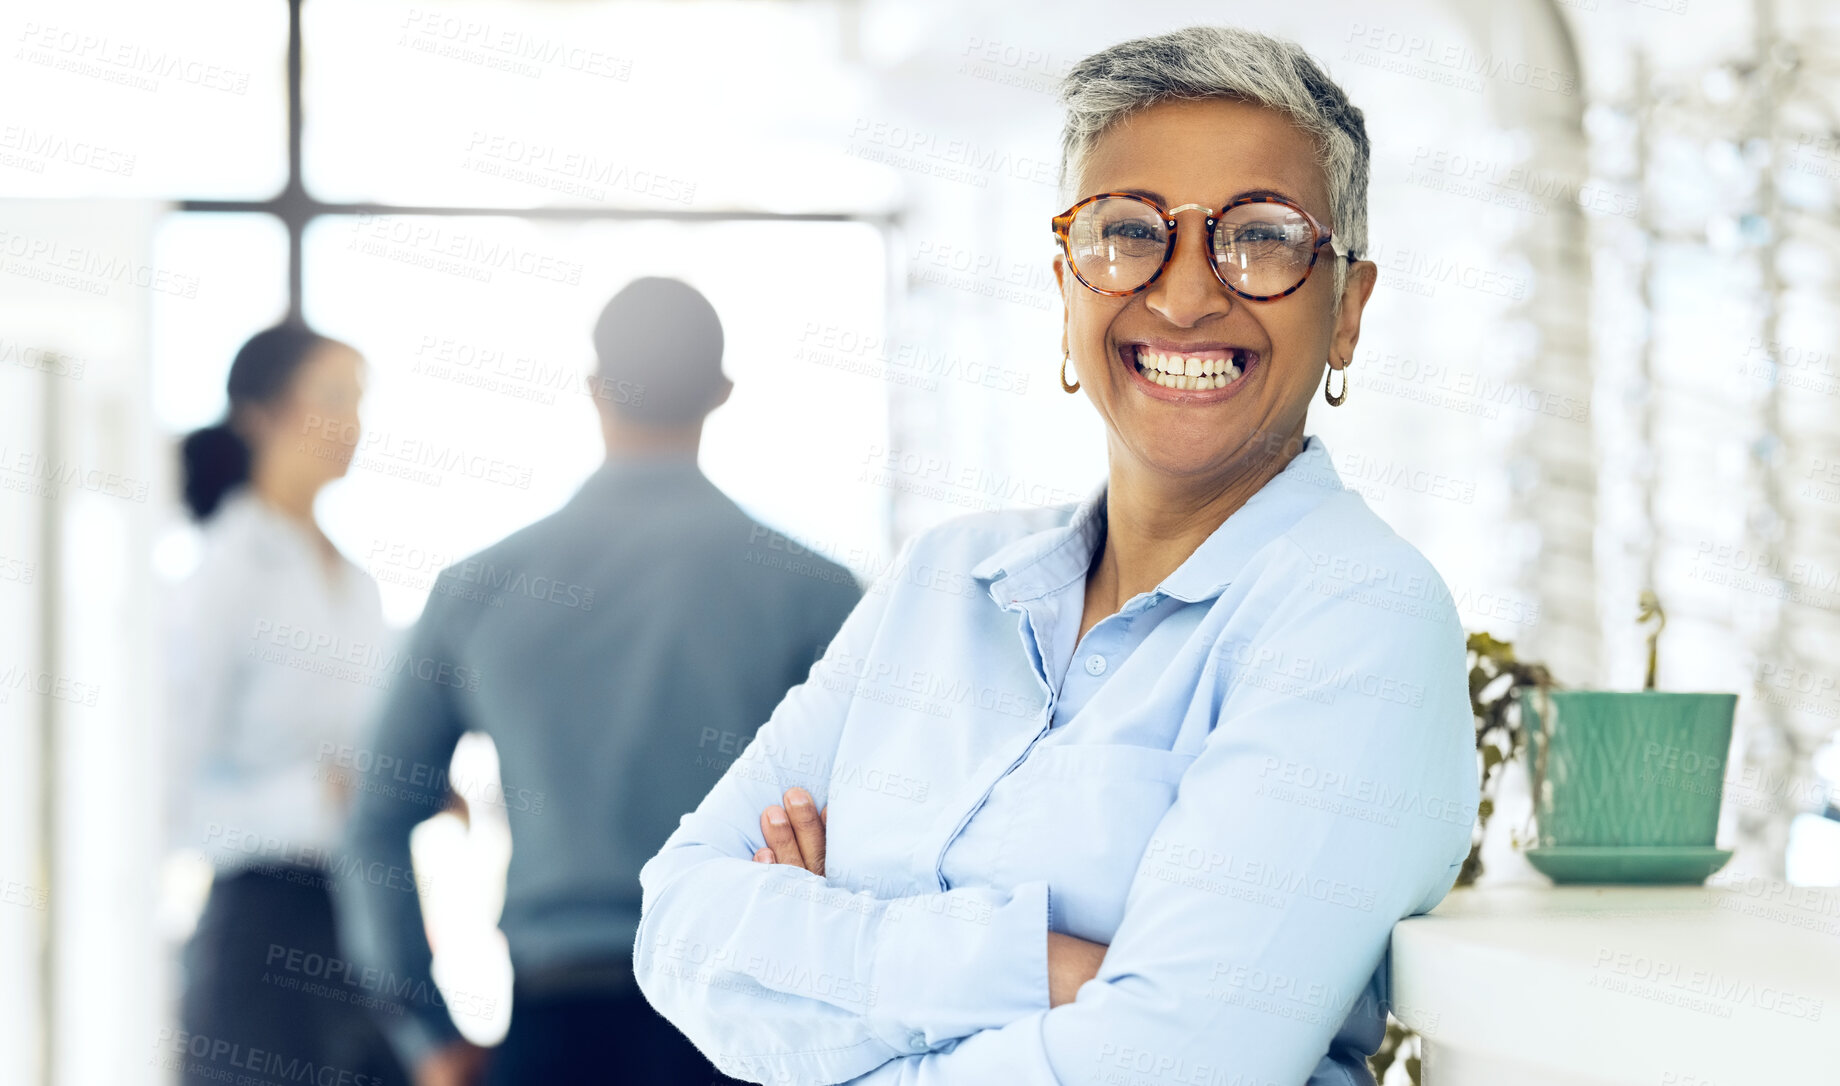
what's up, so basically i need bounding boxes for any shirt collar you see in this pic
[211,487,363,581]
[575,450,706,499]
[970,435,1345,606]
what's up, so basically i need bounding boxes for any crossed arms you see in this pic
[632,537,1477,1086]
[749,787,1110,1011]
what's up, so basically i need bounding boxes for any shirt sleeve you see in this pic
[331,574,473,1070]
[633,533,1055,1086]
[164,542,336,855]
[163,552,241,854]
[833,538,1480,1086]
[811,568,867,669]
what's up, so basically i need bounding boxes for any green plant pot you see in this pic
[1523,690,1737,848]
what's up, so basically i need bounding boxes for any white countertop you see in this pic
[1388,878,1840,1085]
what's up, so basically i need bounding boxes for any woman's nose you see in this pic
[1144,219,1234,327]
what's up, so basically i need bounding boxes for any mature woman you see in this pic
[634,25,1478,1086]
[166,325,407,1086]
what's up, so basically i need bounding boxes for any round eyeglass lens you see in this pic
[1067,197,1169,292]
[1214,202,1320,297]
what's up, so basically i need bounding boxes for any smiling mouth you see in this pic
[1120,344,1259,392]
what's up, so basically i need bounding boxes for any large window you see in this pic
[0,0,288,200]
[5,2,898,1082]
[298,214,889,623]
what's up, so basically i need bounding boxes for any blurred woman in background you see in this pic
[165,323,408,1086]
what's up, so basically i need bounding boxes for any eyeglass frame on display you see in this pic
[1050,190,1357,301]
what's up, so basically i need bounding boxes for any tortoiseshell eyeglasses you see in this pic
[1050,191,1355,301]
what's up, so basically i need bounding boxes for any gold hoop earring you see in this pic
[1323,362,1348,406]
[1060,349,1080,394]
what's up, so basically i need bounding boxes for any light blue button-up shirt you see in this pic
[634,435,1479,1085]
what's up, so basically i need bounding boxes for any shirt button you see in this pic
[1084,653,1107,676]
[909,1030,927,1051]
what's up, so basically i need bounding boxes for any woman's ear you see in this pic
[1330,259,1378,368]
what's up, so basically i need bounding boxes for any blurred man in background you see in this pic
[335,277,864,1085]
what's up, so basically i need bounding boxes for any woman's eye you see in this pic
[1231,224,1289,244]
[1103,221,1160,241]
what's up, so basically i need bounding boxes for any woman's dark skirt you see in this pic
[176,861,409,1086]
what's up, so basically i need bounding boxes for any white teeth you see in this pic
[1131,345,1247,391]
[1135,346,1238,375]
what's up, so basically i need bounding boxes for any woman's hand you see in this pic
[751,788,1102,1006]
[1047,932,1108,1007]
[413,1039,490,1086]
[751,786,829,876]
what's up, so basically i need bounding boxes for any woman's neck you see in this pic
[1089,434,1304,611]
[248,465,342,575]
[251,468,319,525]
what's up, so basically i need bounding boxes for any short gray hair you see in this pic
[1056,26,1369,308]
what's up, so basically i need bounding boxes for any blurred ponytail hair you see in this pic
[179,423,251,522]
[180,322,343,521]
